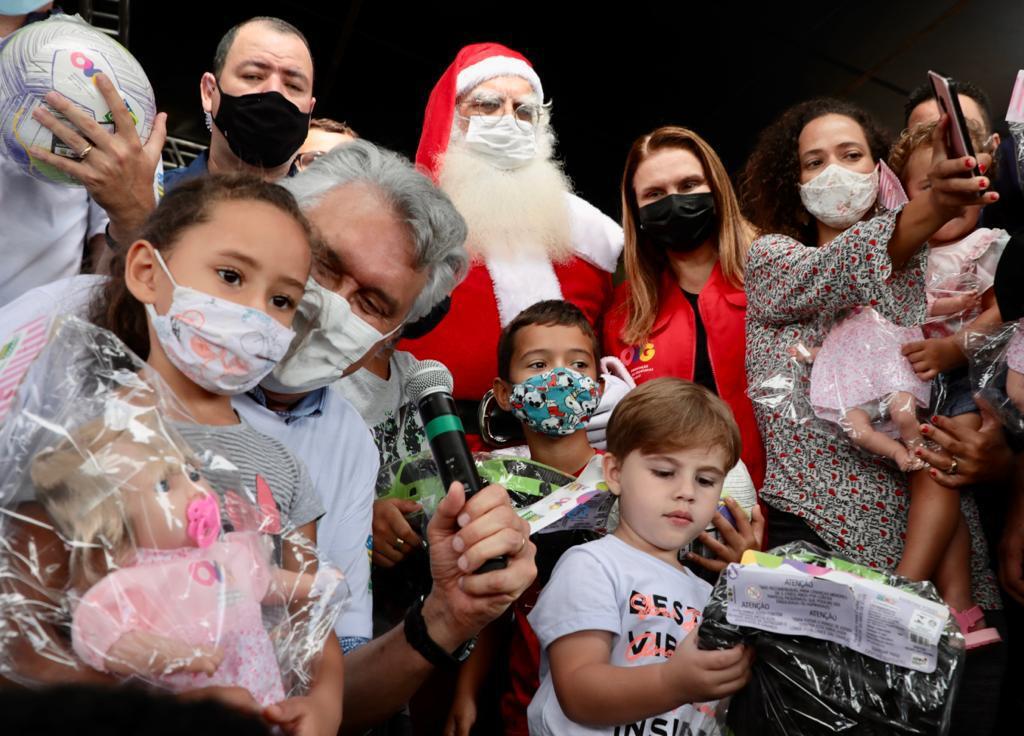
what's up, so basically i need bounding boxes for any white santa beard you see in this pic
[439,133,575,263]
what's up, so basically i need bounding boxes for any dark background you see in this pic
[75,0,1024,218]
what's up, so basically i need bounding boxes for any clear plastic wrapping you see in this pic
[964,320,1024,434]
[698,542,964,735]
[0,317,346,701]
[749,307,938,471]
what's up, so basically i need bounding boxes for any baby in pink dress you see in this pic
[30,411,341,702]
[806,121,1004,648]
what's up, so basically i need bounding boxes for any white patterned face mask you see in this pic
[145,249,296,395]
[261,277,402,394]
[799,163,880,229]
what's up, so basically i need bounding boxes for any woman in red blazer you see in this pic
[603,126,765,488]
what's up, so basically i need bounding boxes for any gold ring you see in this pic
[948,457,959,476]
[77,144,94,160]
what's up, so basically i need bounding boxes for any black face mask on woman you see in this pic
[212,84,310,168]
[637,192,717,253]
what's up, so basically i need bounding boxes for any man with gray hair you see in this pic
[1,138,538,733]
[234,139,537,733]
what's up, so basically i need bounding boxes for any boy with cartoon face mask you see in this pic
[447,299,604,736]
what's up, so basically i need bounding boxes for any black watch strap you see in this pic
[104,223,120,252]
[403,596,475,668]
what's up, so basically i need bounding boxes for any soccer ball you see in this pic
[0,14,155,186]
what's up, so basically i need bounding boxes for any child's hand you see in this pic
[901,336,964,380]
[444,692,478,736]
[687,499,765,574]
[264,692,343,736]
[106,630,224,677]
[787,343,819,364]
[372,498,423,568]
[663,628,753,703]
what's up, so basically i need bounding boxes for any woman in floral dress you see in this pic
[740,98,1002,612]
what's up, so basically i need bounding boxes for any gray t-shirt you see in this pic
[176,419,324,530]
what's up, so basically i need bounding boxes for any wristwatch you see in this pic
[403,595,476,667]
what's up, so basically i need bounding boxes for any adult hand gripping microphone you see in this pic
[407,360,507,573]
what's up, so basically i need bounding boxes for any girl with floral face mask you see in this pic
[741,98,1005,650]
[86,175,346,730]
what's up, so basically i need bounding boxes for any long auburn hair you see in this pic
[619,126,752,347]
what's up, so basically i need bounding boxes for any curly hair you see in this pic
[739,98,892,245]
[888,118,993,182]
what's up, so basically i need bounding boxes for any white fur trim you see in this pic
[485,253,563,327]
[566,192,624,273]
[457,56,544,100]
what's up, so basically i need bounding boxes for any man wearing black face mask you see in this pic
[163,16,315,191]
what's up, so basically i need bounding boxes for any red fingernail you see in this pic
[980,179,988,189]
[965,158,975,168]
[930,415,939,423]
[915,449,923,456]
[930,469,938,477]
[920,426,929,434]
[979,163,987,174]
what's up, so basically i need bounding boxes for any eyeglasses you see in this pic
[456,95,549,131]
[295,150,325,171]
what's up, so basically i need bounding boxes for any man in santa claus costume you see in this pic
[400,43,623,448]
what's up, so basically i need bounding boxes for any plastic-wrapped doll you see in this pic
[808,305,931,470]
[30,414,342,705]
[805,120,1003,648]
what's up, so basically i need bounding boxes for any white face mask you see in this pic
[145,249,296,395]
[799,163,880,229]
[262,278,402,394]
[462,114,537,170]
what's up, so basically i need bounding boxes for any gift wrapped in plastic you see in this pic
[962,320,1024,434]
[0,317,346,701]
[698,542,964,736]
[377,449,612,585]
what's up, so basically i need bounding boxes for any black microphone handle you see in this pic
[418,391,507,573]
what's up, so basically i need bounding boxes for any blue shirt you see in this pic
[163,150,210,192]
[246,384,327,425]
[164,150,300,192]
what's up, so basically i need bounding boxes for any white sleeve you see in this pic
[529,544,621,649]
[86,196,109,240]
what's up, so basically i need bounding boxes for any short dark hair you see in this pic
[903,79,993,133]
[212,16,312,79]
[311,117,358,138]
[0,683,272,735]
[496,300,600,381]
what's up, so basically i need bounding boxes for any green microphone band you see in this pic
[424,414,465,441]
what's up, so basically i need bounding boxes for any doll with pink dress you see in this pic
[806,119,1004,648]
[30,411,344,703]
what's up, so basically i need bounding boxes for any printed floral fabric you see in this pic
[745,210,999,608]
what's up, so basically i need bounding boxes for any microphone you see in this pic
[407,360,507,573]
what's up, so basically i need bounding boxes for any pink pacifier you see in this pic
[186,494,220,548]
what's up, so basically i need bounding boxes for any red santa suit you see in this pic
[400,44,622,445]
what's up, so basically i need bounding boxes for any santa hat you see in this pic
[415,43,544,180]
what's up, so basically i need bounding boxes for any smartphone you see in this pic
[927,70,981,177]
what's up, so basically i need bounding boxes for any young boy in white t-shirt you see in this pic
[528,378,754,735]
